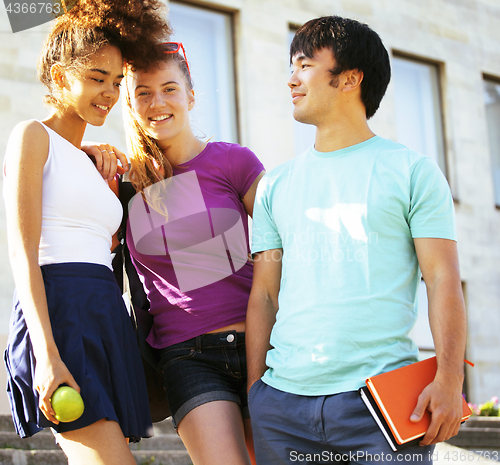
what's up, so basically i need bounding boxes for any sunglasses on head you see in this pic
[161,42,191,79]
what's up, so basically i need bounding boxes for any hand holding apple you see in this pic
[50,386,85,423]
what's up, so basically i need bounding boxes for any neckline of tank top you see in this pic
[38,121,87,154]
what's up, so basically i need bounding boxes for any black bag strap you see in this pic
[117,173,136,241]
[112,176,171,422]
[113,176,160,368]
[114,175,150,312]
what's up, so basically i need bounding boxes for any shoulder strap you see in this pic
[117,174,137,243]
[113,175,150,311]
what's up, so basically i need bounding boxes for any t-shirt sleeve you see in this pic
[408,156,457,240]
[251,174,283,254]
[227,145,265,197]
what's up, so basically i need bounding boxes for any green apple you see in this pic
[50,386,85,423]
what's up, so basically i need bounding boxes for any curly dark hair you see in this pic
[37,0,171,108]
[290,16,391,119]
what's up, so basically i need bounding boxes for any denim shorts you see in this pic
[158,330,248,429]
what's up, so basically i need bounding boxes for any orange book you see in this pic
[359,357,472,451]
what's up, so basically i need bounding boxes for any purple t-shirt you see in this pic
[127,142,264,348]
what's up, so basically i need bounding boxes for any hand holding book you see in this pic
[359,357,472,451]
[410,368,467,446]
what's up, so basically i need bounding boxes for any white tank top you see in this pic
[37,122,122,269]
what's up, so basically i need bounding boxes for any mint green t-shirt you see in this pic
[251,136,456,396]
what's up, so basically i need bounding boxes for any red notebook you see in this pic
[359,357,472,451]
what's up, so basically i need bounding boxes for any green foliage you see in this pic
[468,396,500,416]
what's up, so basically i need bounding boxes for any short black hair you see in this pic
[290,16,391,119]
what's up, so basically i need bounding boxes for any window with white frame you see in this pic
[168,2,238,143]
[288,28,316,157]
[392,55,447,174]
[484,77,500,207]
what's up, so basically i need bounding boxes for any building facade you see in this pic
[0,0,499,413]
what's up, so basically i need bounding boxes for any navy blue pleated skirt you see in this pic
[4,262,153,441]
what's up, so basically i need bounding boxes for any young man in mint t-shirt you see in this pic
[246,16,467,464]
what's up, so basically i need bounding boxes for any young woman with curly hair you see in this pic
[3,2,170,464]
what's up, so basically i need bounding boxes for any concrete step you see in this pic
[0,416,15,433]
[446,418,500,456]
[436,443,499,464]
[0,450,65,465]
[0,449,192,465]
[0,415,192,465]
[151,419,177,435]
[131,450,191,465]
[447,426,500,448]
[130,435,186,451]
[0,414,178,435]
[465,418,500,429]
[0,430,59,450]
[0,430,187,452]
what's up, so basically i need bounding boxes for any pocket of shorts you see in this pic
[159,346,196,372]
[247,378,263,404]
